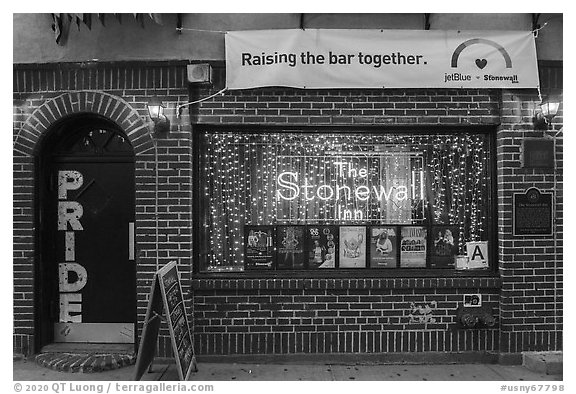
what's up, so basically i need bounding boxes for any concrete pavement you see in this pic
[13,358,562,381]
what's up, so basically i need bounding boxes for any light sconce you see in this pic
[147,96,170,133]
[533,97,560,130]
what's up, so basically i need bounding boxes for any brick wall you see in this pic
[190,67,501,126]
[497,86,563,354]
[13,62,193,357]
[13,152,35,356]
[13,60,563,358]
[191,278,500,355]
[186,64,562,356]
[186,66,502,355]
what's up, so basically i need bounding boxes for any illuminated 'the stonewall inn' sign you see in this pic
[275,153,425,222]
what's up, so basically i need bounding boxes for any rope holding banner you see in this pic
[533,21,549,38]
[177,87,228,118]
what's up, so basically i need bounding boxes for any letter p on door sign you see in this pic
[466,241,489,269]
[58,170,84,200]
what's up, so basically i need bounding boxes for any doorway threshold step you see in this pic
[40,343,134,354]
[36,343,135,373]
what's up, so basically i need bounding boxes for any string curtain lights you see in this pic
[199,132,490,272]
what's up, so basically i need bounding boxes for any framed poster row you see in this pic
[244,225,460,270]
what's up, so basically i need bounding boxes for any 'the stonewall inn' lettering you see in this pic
[57,170,87,323]
[276,161,424,204]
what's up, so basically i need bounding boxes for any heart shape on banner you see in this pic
[475,59,488,69]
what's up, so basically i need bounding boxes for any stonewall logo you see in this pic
[446,38,518,84]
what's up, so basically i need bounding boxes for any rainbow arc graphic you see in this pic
[451,38,512,68]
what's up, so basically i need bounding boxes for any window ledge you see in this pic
[191,272,501,291]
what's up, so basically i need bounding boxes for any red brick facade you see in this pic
[497,87,563,354]
[13,63,192,357]
[191,277,500,356]
[13,61,562,360]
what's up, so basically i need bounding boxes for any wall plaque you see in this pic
[513,188,553,236]
[521,138,554,169]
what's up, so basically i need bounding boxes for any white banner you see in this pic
[225,29,539,89]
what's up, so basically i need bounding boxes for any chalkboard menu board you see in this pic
[134,261,197,381]
[513,188,553,236]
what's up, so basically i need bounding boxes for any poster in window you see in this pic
[305,225,338,269]
[368,226,398,268]
[430,226,458,268]
[339,226,367,268]
[244,226,275,270]
[276,225,306,269]
[400,226,427,268]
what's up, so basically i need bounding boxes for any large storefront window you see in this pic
[198,131,493,272]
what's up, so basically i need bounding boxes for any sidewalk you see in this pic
[13,358,563,381]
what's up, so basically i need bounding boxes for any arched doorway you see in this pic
[37,114,136,350]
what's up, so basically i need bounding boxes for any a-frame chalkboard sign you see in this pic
[133,261,197,381]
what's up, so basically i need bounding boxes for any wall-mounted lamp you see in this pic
[533,97,560,130]
[147,96,170,133]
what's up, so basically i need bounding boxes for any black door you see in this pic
[40,125,136,344]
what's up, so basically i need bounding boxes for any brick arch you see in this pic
[13,91,154,156]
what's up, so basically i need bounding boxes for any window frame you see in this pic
[192,124,498,277]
